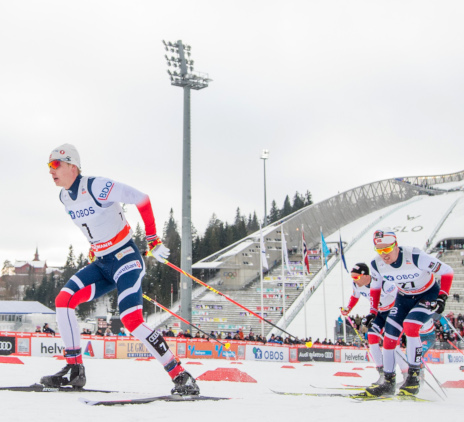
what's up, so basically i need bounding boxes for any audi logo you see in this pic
[0,341,13,351]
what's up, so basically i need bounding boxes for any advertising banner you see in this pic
[116,339,151,358]
[186,340,237,359]
[443,352,464,364]
[31,337,104,359]
[245,345,289,362]
[298,347,335,362]
[341,349,371,363]
[0,336,16,355]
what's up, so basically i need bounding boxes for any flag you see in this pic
[260,225,269,270]
[339,234,348,273]
[302,230,310,274]
[321,231,330,269]
[282,231,292,275]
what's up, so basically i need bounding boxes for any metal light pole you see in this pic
[163,40,211,331]
[261,149,269,226]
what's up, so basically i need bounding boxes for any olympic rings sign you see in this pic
[223,272,237,279]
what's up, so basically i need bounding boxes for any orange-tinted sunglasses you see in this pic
[375,242,397,255]
[351,274,362,281]
[48,160,62,169]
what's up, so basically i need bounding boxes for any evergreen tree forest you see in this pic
[23,190,312,318]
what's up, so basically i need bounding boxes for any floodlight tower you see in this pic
[162,40,211,330]
[261,149,269,226]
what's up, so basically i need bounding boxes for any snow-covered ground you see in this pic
[1,357,462,422]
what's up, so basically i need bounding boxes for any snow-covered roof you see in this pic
[0,301,55,314]
[14,260,47,269]
[46,267,63,274]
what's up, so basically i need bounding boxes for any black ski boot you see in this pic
[171,370,200,396]
[398,366,421,396]
[40,364,86,389]
[364,372,396,397]
[369,366,385,387]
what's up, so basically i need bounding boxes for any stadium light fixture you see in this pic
[162,40,212,331]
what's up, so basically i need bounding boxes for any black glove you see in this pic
[362,313,376,328]
[432,294,447,314]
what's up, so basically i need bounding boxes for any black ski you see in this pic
[80,394,231,406]
[0,383,117,393]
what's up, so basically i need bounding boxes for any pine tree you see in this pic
[281,195,293,218]
[304,190,313,206]
[247,212,259,234]
[292,192,305,212]
[132,223,147,253]
[268,200,280,224]
[76,253,87,270]
[233,208,248,242]
[61,245,77,285]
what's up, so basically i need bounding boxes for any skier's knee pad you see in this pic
[403,321,421,337]
[55,286,92,309]
[121,309,144,332]
[368,333,381,345]
[383,336,397,350]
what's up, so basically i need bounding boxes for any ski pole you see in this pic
[442,315,464,342]
[148,253,308,345]
[447,339,464,356]
[142,293,231,350]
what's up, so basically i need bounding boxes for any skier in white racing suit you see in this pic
[364,229,453,397]
[43,144,199,395]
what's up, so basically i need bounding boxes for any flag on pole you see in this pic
[282,231,292,275]
[260,225,269,270]
[321,230,330,269]
[302,230,310,274]
[339,234,348,273]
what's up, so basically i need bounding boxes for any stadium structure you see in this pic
[152,170,464,341]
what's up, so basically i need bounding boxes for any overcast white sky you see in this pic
[1,1,463,267]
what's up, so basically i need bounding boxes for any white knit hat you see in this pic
[373,228,397,246]
[49,144,81,169]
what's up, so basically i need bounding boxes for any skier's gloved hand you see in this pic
[146,236,170,263]
[362,313,376,328]
[88,249,96,264]
[340,306,351,316]
[432,294,448,314]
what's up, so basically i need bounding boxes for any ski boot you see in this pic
[41,364,86,389]
[171,370,200,396]
[369,366,385,387]
[398,366,420,396]
[364,372,396,397]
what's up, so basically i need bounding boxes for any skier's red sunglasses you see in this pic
[351,274,362,281]
[48,160,62,169]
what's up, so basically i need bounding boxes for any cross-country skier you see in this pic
[42,144,199,395]
[364,229,453,397]
[340,262,409,385]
